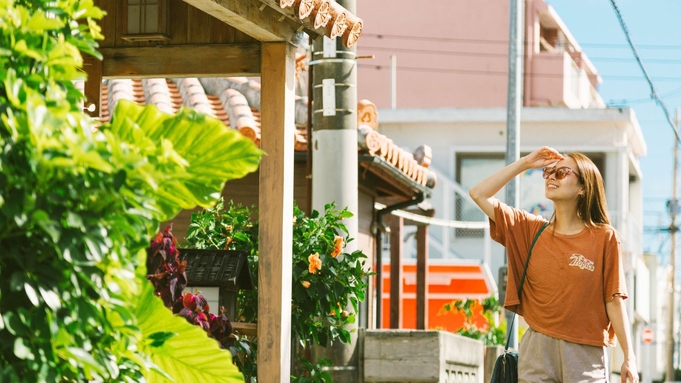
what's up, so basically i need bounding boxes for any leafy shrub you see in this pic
[184,199,371,381]
[147,226,234,349]
[440,297,505,346]
[0,1,262,382]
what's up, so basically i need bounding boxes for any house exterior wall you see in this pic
[356,0,509,109]
[357,0,603,109]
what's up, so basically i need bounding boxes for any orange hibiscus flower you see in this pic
[330,235,344,258]
[308,252,322,274]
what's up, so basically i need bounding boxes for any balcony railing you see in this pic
[529,51,605,109]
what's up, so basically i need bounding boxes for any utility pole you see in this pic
[504,0,524,350]
[666,108,680,381]
[310,0,358,381]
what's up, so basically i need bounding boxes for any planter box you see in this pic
[363,330,484,383]
[179,249,253,320]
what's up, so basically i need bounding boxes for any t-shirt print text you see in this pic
[569,254,595,272]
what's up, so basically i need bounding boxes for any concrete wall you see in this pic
[363,330,484,383]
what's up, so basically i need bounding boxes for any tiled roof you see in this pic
[97,76,435,189]
[272,0,363,48]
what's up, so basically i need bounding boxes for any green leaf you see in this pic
[134,279,245,383]
[14,40,44,61]
[338,210,353,219]
[39,286,61,310]
[3,312,27,337]
[107,100,264,221]
[26,11,65,31]
[14,338,34,360]
[148,332,177,348]
[24,283,39,306]
[32,210,61,243]
[60,347,106,376]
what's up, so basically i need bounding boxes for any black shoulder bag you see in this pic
[490,222,548,383]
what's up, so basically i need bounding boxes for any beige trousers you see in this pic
[518,328,607,383]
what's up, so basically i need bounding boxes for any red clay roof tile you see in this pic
[95,77,434,188]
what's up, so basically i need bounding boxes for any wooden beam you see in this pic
[100,44,261,78]
[389,215,403,329]
[183,0,303,43]
[257,42,296,383]
[416,225,429,330]
[82,55,102,118]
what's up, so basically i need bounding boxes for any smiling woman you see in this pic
[469,146,639,383]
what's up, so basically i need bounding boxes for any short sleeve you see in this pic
[603,228,628,302]
[489,200,546,248]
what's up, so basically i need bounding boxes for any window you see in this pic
[124,0,169,42]
[457,154,507,223]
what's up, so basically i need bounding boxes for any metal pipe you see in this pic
[306,35,314,215]
[666,109,679,379]
[504,0,524,351]
[390,55,397,109]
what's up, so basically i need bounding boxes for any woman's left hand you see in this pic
[620,358,639,383]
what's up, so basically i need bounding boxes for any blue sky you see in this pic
[547,0,681,261]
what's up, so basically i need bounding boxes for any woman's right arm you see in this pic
[468,146,564,221]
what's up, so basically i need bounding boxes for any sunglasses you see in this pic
[542,166,581,180]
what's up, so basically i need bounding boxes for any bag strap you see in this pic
[504,221,549,351]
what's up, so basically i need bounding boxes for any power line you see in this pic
[590,57,681,65]
[358,45,508,58]
[362,33,681,50]
[608,86,681,106]
[361,64,681,83]
[358,45,681,65]
[609,0,680,141]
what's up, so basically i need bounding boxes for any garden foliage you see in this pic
[440,297,505,346]
[184,199,371,381]
[0,1,262,382]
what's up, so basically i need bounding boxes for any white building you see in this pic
[376,106,652,377]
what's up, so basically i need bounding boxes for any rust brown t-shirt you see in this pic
[490,200,627,347]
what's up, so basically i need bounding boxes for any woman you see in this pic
[469,147,638,383]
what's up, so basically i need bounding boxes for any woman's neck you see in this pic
[552,202,584,234]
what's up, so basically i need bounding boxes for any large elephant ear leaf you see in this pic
[107,100,264,221]
[136,281,245,383]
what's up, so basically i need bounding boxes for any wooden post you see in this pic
[82,55,102,118]
[416,225,429,330]
[388,215,403,329]
[258,42,296,383]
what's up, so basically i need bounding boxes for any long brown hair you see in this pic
[567,152,610,226]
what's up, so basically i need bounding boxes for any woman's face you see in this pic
[544,156,584,202]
